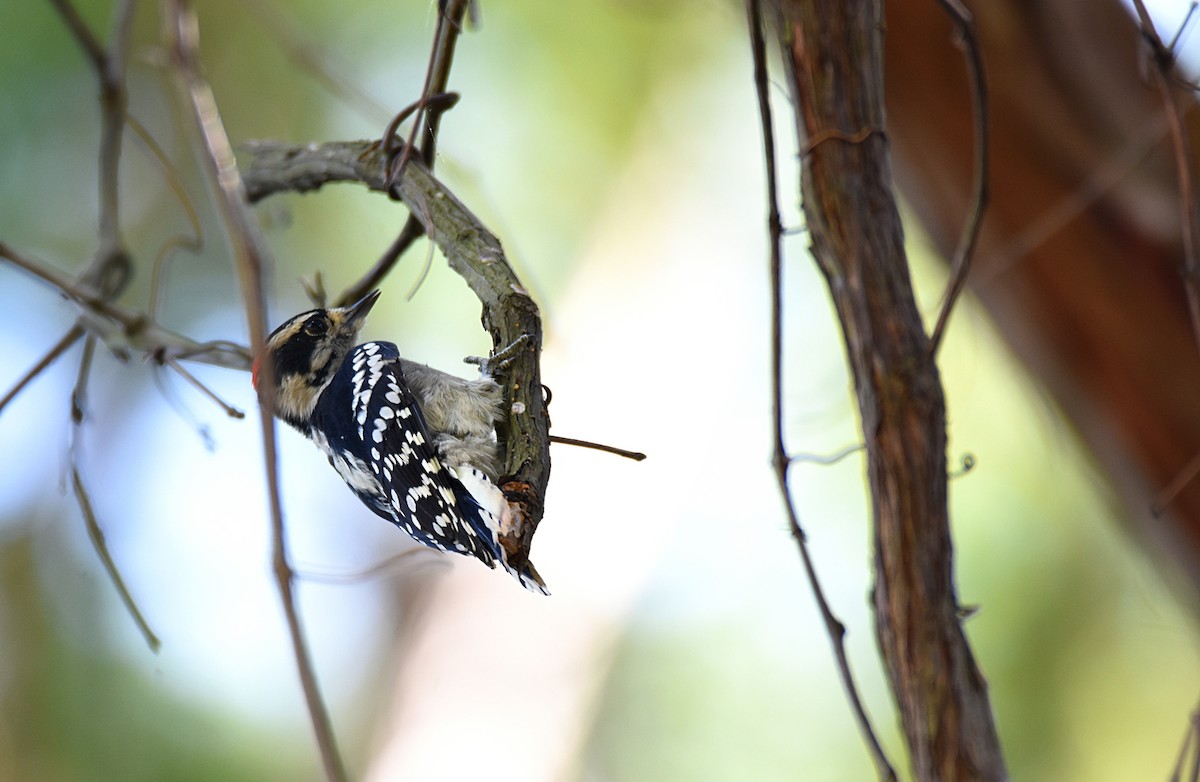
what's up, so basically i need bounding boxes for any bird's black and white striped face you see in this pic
[253,290,381,428]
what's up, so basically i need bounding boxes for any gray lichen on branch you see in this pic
[242,139,551,563]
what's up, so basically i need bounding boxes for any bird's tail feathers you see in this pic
[453,465,550,596]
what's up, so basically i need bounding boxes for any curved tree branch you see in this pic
[242,139,551,564]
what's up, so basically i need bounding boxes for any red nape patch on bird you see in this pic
[251,354,262,389]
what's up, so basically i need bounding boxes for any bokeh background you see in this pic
[1,1,1198,780]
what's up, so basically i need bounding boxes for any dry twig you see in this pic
[71,465,161,651]
[40,0,166,651]
[1131,1,1200,520]
[0,241,248,370]
[165,3,347,780]
[338,0,473,308]
[0,326,85,415]
[927,0,989,355]
[747,2,895,779]
[1168,694,1200,781]
[1130,0,1200,357]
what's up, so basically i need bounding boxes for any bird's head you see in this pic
[252,290,381,427]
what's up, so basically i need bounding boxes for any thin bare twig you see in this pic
[71,465,162,652]
[69,331,160,652]
[405,236,438,302]
[50,0,138,292]
[70,334,96,425]
[976,111,1172,287]
[0,326,85,416]
[790,443,865,466]
[1169,694,1200,782]
[13,0,233,466]
[1131,0,1200,358]
[1154,449,1200,516]
[45,0,166,653]
[548,435,646,461]
[166,3,347,780]
[378,91,459,161]
[949,452,977,478]
[927,0,989,355]
[166,358,245,419]
[747,1,896,779]
[295,548,437,585]
[1132,1,1200,516]
[123,114,204,320]
[380,1,468,192]
[1169,3,1199,55]
[336,0,472,308]
[95,0,137,264]
[0,241,249,371]
[0,241,138,328]
[48,0,106,71]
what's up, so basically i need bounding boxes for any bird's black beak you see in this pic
[343,289,381,328]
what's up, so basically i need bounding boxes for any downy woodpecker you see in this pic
[252,290,547,594]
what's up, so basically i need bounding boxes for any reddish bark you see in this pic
[885,0,1200,591]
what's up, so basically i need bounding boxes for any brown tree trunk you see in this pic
[772,2,1009,779]
[885,0,1200,595]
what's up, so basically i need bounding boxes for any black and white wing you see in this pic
[348,341,508,566]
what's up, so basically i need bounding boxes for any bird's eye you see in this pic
[304,317,328,337]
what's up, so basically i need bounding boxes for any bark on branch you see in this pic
[771,1,1008,779]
